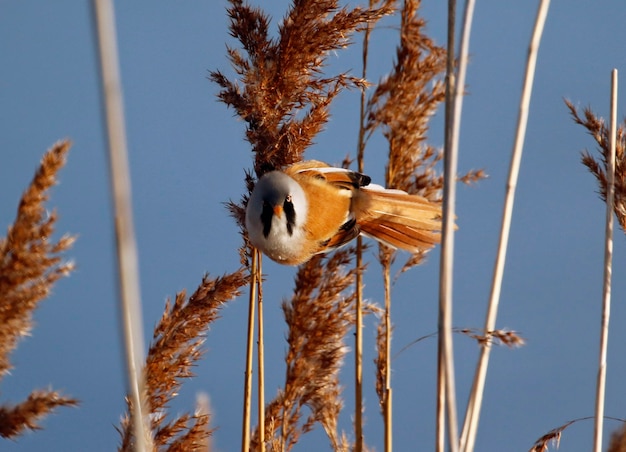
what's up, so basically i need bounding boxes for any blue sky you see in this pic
[2,1,626,451]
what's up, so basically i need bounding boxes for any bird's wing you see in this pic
[313,216,360,253]
[286,160,371,190]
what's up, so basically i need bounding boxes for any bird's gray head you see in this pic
[245,171,308,259]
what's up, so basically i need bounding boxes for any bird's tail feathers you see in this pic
[356,187,443,252]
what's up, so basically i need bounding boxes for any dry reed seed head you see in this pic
[0,390,78,439]
[0,140,74,380]
[253,249,358,451]
[118,270,248,451]
[212,0,394,176]
[566,100,626,231]
[365,0,446,193]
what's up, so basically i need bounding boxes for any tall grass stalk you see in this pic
[460,1,550,450]
[355,239,364,452]
[437,0,460,450]
[355,7,373,448]
[242,249,258,452]
[383,259,392,452]
[257,253,265,452]
[593,68,618,452]
[91,0,152,449]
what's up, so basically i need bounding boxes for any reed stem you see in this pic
[257,252,265,452]
[383,260,392,452]
[460,2,550,450]
[92,0,152,449]
[437,0,460,450]
[592,68,618,452]
[242,249,258,452]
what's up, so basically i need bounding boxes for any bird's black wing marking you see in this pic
[318,216,360,252]
[294,166,371,190]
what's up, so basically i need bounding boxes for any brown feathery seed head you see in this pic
[566,99,626,232]
[211,0,394,177]
[118,270,248,451]
[0,140,74,379]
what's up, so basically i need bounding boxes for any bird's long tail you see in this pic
[354,187,443,252]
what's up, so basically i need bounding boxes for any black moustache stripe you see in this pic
[261,202,273,238]
[284,198,296,236]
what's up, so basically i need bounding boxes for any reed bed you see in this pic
[4,1,625,452]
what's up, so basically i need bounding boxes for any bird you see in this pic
[245,160,443,265]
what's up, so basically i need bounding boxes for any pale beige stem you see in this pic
[437,0,459,450]
[257,253,265,452]
[92,0,152,449]
[593,68,617,452]
[242,249,258,452]
[384,261,392,452]
[355,237,364,452]
[461,2,550,451]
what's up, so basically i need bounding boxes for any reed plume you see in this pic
[361,3,484,441]
[566,100,626,232]
[213,2,394,450]
[211,0,394,177]
[117,270,248,451]
[0,140,77,438]
[251,248,361,451]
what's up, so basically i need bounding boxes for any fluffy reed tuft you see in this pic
[211,0,394,177]
[0,140,77,438]
[365,0,447,199]
[118,270,248,451]
[0,391,78,439]
[566,100,626,231]
[251,248,361,451]
[365,0,484,272]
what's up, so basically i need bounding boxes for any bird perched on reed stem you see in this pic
[245,160,443,265]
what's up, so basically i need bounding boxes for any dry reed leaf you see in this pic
[0,140,77,438]
[251,248,360,451]
[529,416,626,452]
[529,422,569,452]
[566,99,626,231]
[374,313,392,411]
[118,269,248,451]
[457,327,525,348]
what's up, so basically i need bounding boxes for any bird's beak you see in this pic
[273,205,283,217]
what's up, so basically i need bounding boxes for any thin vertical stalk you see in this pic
[242,249,258,452]
[383,260,392,452]
[592,68,617,452]
[92,1,152,450]
[355,237,364,452]
[460,2,550,451]
[257,252,265,452]
[437,0,459,451]
[354,7,373,449]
